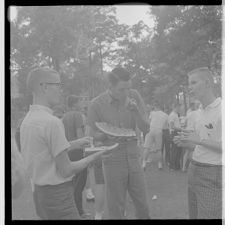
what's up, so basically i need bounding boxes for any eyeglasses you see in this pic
[40,82,63,88]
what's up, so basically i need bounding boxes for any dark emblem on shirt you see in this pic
[205,123,213,129]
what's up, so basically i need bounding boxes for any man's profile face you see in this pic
[110,80,131,101]
[188,72,206,100]
[44,73,62,107]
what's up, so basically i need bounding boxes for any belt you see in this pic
[119,137,137,143]
[191,160,222,168]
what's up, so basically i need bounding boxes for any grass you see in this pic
[12,162,189,220]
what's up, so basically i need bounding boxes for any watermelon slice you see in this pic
[95,122,136,137]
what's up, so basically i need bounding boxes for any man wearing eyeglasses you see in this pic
[20,67,114,220]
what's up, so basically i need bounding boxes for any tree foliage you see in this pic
[10,5,222,121]
[116,6,222,107]
[10,6,126,103]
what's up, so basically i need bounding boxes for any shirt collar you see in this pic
[29,104,53,115]
[204,97,221,111]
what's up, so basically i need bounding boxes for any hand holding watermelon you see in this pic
[106,135,135,143]
[95,122,136,138]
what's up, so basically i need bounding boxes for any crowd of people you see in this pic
[141,100,201,173]
[11,66,222,220]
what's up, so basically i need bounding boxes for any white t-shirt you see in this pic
[168,111,181,131]
[192,98,222,165]
[149,110,168,130]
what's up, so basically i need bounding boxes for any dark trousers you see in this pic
[72,168,87,215]
[33,181,79,220]
[68,149,88,216]
[170,131,182,170]
[103,159,150,219]
[161,129,171,165]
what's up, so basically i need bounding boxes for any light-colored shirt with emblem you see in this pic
[192,98,222,165]
[20,105,72,186]
[186,109,201,130]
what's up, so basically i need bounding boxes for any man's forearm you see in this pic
[67,151,103,177]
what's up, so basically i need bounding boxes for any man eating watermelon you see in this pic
[87,67,151,219]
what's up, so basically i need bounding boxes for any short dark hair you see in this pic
[66,95,80,108]
[108,67,132,86]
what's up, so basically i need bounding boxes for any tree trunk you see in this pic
[99,41,103,77]
[88,50,93,98]
[183,89,187,115]
[176,93,179,104]
[52,57,60,72]
[75,29,83,60]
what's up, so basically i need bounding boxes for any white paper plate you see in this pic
[85,143,119,152]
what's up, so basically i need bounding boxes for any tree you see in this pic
[10,5,222,123]
[146,5,222,110]
[10,5,129,115]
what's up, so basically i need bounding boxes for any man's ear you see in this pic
[39,82,47,94]
[205,77,213,89]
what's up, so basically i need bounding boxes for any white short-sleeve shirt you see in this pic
[192,98,222,165]
[20,105,72,185]
[149,110,168,130]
